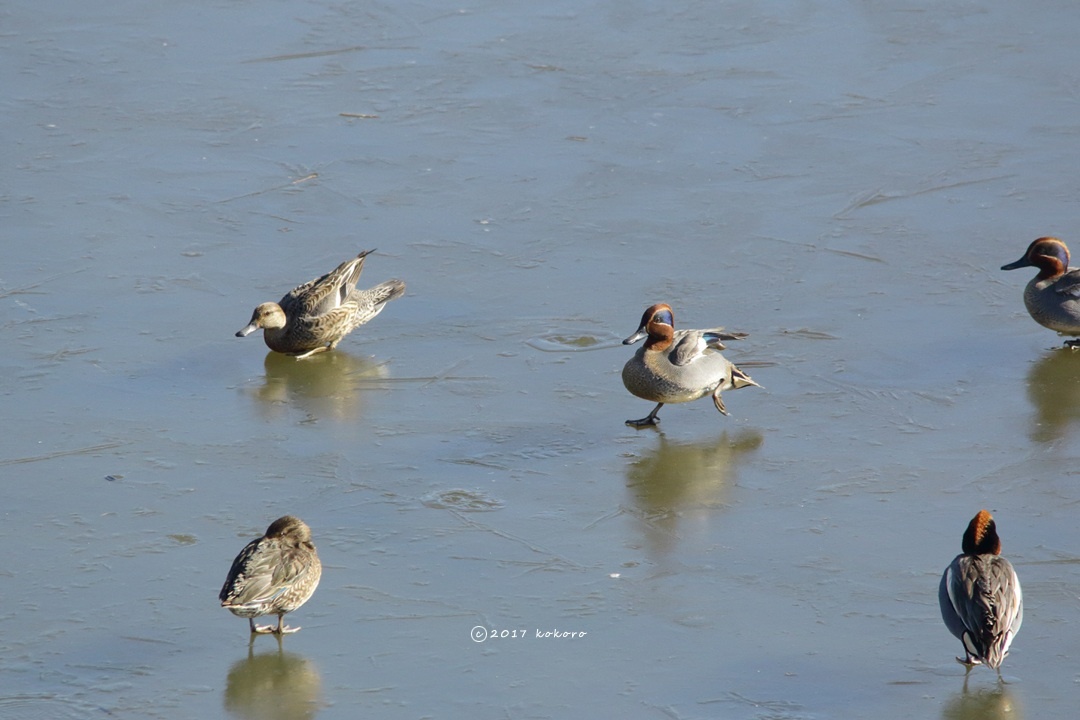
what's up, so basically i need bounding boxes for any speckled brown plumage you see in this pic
[220,516,322,635]
[237,250,405,358]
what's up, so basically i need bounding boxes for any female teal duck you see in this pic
[1001,237,1080,346]
[938,510,1023,671]
[621,303,760,427]
[220,516,322,635]
[237,250,406,358]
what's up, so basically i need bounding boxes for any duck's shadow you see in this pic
[624,430,763,557]
[223,638,323,720]
[246,351,390,421]
[1025,348,1080,442]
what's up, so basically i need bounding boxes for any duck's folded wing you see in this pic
[702,327,748,349]
[985,557,1023,644]
[938,561,970,641]
[270,545,316,590]
[284,253,370,316]
[1054,270,1080,298]
[668,332,709,366]
[943,557,985,637]
[220,540,281,607]
[947,556,1022,661]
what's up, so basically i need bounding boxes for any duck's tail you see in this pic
[730,363,761,390]
[371,279,406,306]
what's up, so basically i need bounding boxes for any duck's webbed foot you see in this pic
[276,614,301,634]
[712,391,730,416]
[955,654,981,667]
[626,403,663,428]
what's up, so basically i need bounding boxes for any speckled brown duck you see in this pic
[220,516,322,635]
[237,250,405,358]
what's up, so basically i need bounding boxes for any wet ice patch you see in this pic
[422,489,505,512]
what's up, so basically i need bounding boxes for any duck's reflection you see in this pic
[1025,349,1080,442]
[249,350,389,421]
[940,681,1020,720]
[224,639,323,720]
[625,430,763,557]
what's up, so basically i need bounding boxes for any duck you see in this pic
[237,250,406,358]
[220,516,322,635]
[938,509,1023,671]
[1001,237,1080,346]
[621,303,760,427]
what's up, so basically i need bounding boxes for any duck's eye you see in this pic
[654,310,674,326]
[1035,241,1069,265]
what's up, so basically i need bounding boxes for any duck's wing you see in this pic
[982,556,1023,660]
[667,330,712,366]
[942,554,989,659]
[944,555,1022,667]
[295,278,406,341]
[219,537,314,609]
[938,556,971,642]
[669,327,747,363]
[220,537,272,606]
[1054,268,1080,299]
[281,251,372,317]
[702,327,748,349]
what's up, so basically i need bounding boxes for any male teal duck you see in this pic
[237,250,406,358]
[938,510,1023,671]
[1001,237,1080,346]
[220,516,322,635]
[621,303,760,427]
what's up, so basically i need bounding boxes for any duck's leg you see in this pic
[626,403,663,427]
[251,618,278,634]
[293,345,331,360]
[275,613,301,634]
[712,389,730,416]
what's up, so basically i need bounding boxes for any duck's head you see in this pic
[623,303,675,347]
[1002,237,1070,280]
[236,302,287,336]
[961,509,1001,556]
[264,515,314,547]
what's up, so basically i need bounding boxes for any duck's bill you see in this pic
[622,328,648,345]
[236,322,258,337]
[1001,257,1033,271]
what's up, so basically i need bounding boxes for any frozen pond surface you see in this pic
[3,0,1080,718]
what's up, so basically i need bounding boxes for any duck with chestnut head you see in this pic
[621,303,759,428]
[1002,237,1080,346]
[938,510,1023,671]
